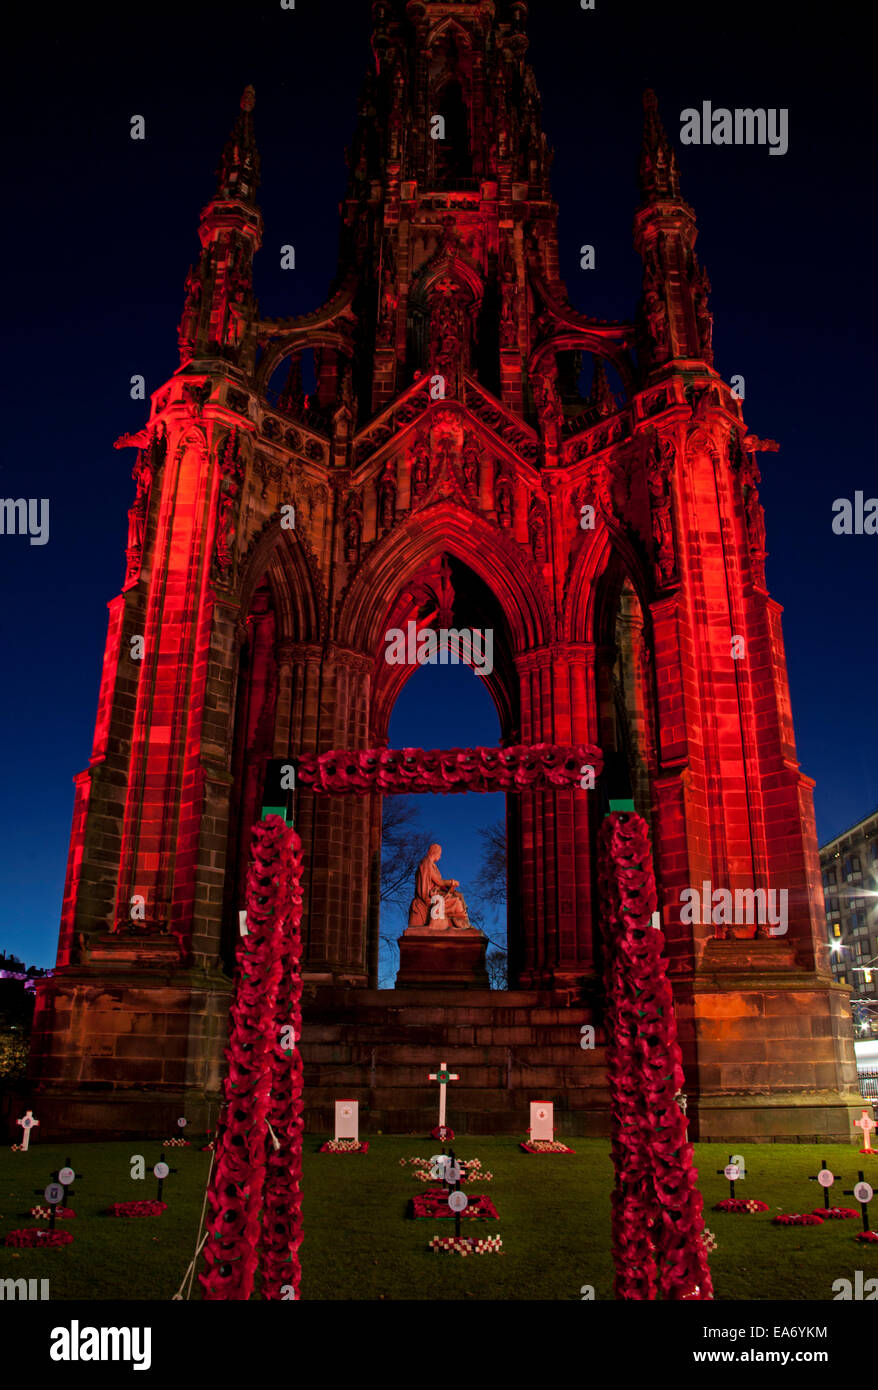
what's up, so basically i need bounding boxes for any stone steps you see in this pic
[300,986,611,1135]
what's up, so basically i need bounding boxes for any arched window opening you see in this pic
[434,81,472,186]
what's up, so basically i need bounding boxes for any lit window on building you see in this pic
[844,854,862,880]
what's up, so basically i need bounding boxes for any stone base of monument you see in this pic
[395,927,489,990]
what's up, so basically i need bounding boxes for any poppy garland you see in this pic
[294,743,603,796]
[599,811,713,1301]
[259,824,305,1302]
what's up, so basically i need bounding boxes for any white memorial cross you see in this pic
[16,1110,39,1151]
[855,1110,877,1150]
[428,1061,459,1130]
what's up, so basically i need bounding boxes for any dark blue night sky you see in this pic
[2,0,875,968]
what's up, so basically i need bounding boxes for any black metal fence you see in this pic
[859,1069,878,1100]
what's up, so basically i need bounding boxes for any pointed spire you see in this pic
[278,353,305,415]
[590,358,616,418]
[216,85,261,204]
[639,89,681,204]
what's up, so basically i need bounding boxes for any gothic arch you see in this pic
[370,565,519,745]
[529,334,636,401]
[564,517,653,646]
[337,503,553,657]
[237,518,326,646]
[411,249,483,306]
[256,333,353,397]
[426,16,474,51]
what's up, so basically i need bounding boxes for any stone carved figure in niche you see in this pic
[377,282,399,345]
[343,494,363,565]
[216,478,241,574]
[215,431,244,578]
[499,248,517,348]
[411,438,430,500]
[692,269,713,363]
[643,287,670,363]
[461,438,480,496]
[434,433,455,476]
[500,281,517,348]
[529,502,549,564]
[533,365,562,453]
[223,244,249,352]
[495,468,513,528]
[646,440,676,585]
[429,289,465,384]
[407,843,472,931]
[226,241,249,306]
[378,458,397,530]
[742,462,767,585]
[377,232,399,346]
[178,266,202,359]
[125,449,153,581]
[745,489,767,581]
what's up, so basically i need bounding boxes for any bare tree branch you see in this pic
[486,948,508,990]
[475,820,507,908]
[380,796,429,909]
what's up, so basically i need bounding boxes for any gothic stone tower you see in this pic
[29,0,860,1139]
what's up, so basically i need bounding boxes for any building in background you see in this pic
[821,807,878,1040]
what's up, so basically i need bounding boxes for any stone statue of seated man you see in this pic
[408,843,472,930]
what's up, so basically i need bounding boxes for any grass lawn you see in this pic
[1,1137,876,1300]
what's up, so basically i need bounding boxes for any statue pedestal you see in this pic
[396,926,489,990]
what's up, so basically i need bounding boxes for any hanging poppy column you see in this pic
[200,816,303,1300]
[599,810,713,1300]
[260,831,305,1299]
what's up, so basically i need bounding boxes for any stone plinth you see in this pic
[396,927,489,989]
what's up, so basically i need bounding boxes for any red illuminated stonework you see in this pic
[28,2,860,1140]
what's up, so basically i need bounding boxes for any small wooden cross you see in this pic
[153,1151,177,1202]
[809,1159,840,1211]
[446,1146,466,1239]
[843,1171,874,1233]
[854,1110,877,1151]
[717,1155,742,1199]
[36,1161,82,1232]
[428,1061,459,1131]
[16,1110,39,1152]
[55,1159,81,1203]
[42,1181,65,1232]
